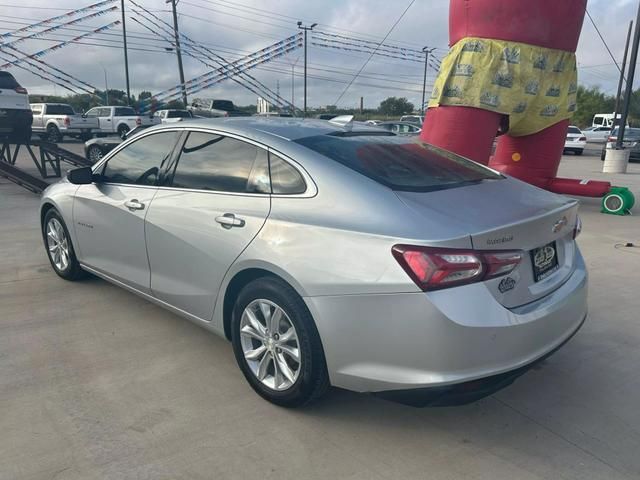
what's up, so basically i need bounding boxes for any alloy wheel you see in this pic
[88,146,103,163]
[46,218,69,271]
[239,299,301,391]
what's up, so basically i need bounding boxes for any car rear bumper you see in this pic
[306,249,588,396]
[564,141,586,150]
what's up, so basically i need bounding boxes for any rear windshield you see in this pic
[0,72,19,89]
[567,126,581,134]
[115,107,136,116]
[46,104,75,115]
[212,100,234,111]
[295,135,502,192]
[168,110,192,118]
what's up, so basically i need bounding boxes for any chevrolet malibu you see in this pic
[40,118,588,407]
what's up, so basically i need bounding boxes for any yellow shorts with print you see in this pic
[428,37,577,137]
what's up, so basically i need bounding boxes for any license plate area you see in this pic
[530,241,559,282]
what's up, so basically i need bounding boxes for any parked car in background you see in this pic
[581,126,611,143]
[377,121,422,135]
[42,117,587,407]
[84,125,150,163]
[85,106,160,139]
[0,71,32,142]
[592,113,627,128]
[31,103,99,142]
[400,115,424,126]
[154,109,193,124]
[188,99,250,118]
[563,126,586,155]
[600,126,640,162]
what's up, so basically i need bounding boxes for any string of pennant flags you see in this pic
[0,0,117,39]
[128,0,298,111]
[0,52,81,94]
[0,7,119,50]
[140,34,302,109]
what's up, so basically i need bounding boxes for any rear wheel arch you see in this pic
[222,268,307,341]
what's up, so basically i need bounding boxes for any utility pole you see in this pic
[121,0,131,105]
[290,56,300,114]
[617,2,640,149]
[360,96,364,114]
[167,0,188,108]
[613,21,633,128]
[421,47,435,116]
[297,21,317,117]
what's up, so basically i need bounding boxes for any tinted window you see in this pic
[46,104,75,115]
[115,107,136,116]
[612,127,640,139]
[567,126,581,134]
[167,110,192,118]
[211,100,234,111]
[100,131,179,185]
[270,153,306,194]
[295,135,502,192]
[170,132,269,193]
[0,72,19,89]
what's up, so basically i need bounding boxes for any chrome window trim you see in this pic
[92,126,317,199]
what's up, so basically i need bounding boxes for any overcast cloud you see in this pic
[0,0,634,108]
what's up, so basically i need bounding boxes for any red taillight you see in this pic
[579,136,586,141]
[392,245,523,291]
[136,117,142,126]
[14,86,27,94]
[64,116,70,126]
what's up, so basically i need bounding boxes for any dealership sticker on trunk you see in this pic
[530,241,559,282]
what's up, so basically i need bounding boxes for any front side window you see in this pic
[169,132,269,193]
[98,108,111,117]
[30,105,43,115]
[100,131,180,185]
[85,108,98,117]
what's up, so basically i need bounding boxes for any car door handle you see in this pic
[215,213,245,229]
[124,199,145,211]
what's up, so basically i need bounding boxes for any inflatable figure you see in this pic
[422,0,618,202]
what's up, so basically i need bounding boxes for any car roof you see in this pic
[142,116,387,141]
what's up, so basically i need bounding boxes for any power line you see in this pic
[585,8,622,73]
[334,0,415,105]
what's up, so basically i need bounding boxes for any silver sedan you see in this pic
[40,118,588,407]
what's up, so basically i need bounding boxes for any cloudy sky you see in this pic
[0,0,635,109]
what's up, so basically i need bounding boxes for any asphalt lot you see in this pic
[1,142,640,480]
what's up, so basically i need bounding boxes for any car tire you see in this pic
[117,124,130,139]
[46,124,61,143]
[576,149,583,156]
[231,276,330,407]
[42,209,85,281]
[86,144,104,164]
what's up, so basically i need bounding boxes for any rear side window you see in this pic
[0,72,18,89]
[100,131,179,185]
[269,153,306,194]
[567,126,581,134]
[169,132,270,193]
[46,104,75,115]
[295,135,502,192]
[115,107,136,116]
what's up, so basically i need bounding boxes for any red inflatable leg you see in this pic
[421,106,502,165]
[490,120,569,188]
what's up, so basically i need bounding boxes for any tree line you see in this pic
[28,86,634,127]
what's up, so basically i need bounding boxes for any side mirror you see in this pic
[67,166,94,185]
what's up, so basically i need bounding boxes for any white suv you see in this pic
[0,71,32,142]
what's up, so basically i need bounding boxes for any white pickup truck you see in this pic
[85,105,160,139]
[30,103,99,142]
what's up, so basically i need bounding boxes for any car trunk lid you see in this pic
[395,178,579,308]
